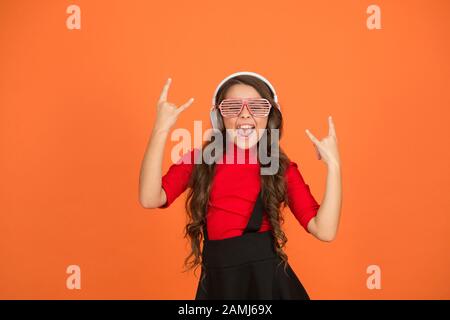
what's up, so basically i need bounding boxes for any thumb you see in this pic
[177,97,195,114]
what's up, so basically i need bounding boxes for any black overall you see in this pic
[195,190,310,300]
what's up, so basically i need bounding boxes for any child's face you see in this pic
[222,84,269,149]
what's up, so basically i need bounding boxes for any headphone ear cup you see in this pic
[276,103,281,113]
[210,109,219,129]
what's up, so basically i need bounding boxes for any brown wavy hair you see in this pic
[182,74,292,279]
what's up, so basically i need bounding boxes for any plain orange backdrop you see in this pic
[0,0,449,299]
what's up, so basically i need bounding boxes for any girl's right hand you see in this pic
[153,78,194,133]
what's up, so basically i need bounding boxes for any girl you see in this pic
[139,71,342,299]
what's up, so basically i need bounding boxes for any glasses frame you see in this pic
[215,98,273,118]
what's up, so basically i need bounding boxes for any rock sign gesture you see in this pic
[305,116,341,168]
[154,78,194,133]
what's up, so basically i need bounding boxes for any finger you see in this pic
[159,77,172,103]
[314,144,322,160]
[305,129,320,146]
[176,97,195,114]
[328,115,337,138]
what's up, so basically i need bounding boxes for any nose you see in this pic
[239,104,251,118]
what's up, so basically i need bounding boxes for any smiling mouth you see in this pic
[236,124,255,138]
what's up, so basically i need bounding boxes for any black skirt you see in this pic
[195,190,310,300]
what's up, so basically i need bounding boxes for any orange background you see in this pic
[1,0,449,299]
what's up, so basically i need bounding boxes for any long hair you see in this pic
[182,75,292,278]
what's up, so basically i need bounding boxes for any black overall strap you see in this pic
[243,190,264,234]
[203,221,209,241]
[202,190,264,241]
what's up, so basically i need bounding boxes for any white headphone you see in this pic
[210,71,280,129]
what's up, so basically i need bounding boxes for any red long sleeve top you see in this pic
[159,143,321,240]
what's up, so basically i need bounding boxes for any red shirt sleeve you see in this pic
[285,161,321,233]
[159,148,198,208]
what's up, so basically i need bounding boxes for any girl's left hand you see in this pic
[305,116,341,168]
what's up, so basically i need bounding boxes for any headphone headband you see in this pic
[211,71,279,107]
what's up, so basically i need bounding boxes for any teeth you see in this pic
[238,124,255,129]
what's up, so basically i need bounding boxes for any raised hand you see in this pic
[305,116,341,168]
[154,78,194,133]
